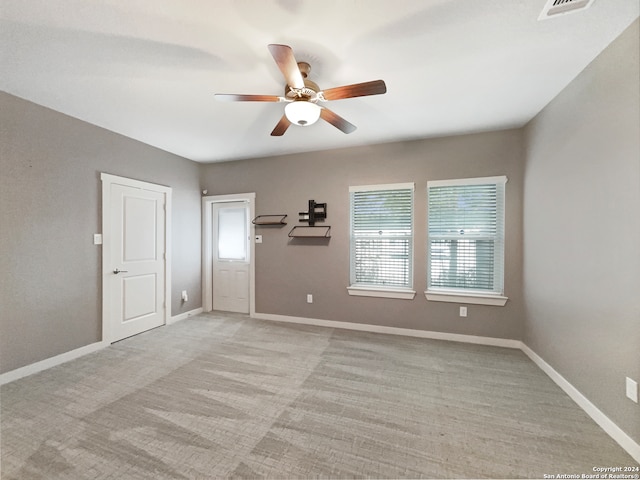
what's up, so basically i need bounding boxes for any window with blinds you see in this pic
[427,176,506,295]
[350,183,414,289]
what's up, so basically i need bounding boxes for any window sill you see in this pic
[348,286,416,300]
[424,290,508,306]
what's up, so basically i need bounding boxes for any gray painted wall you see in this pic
[0,93,202,373]
[523,19,640,444]
[200,129,525,340]
[1,19,636,451]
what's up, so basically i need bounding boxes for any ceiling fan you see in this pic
[215,44,387,136]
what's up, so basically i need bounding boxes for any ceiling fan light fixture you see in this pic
[215,44,387,135]
[285,101,321,126]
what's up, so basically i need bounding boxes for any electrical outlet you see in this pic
[459,306,467,317]
[306,294,313,304]
[626,377,638,403]
[181,290,188,302]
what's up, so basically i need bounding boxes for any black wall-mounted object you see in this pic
[252,214,287,226]
[299,200,327,226]
[288,225,331,238]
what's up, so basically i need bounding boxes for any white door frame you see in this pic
[101,173,172,343]
[202,193,255,316]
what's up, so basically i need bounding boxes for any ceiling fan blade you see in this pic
[320,108,357,134]
[270,115,291,136]
[268,44,305,90]
[215,94,283,102]
[320,80,387,101]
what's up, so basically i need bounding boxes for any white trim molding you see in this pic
[425,290,508,306]
[3,307,637,463]
[169,307,204,325]
[0,341,107,386]
[349,182,415,192]
[426,176,507,299]
[252,311,638,462]
[252,312,521,349]
[348,286,416,300]
[349,182,415,294]
[521,343,640,463]
[0,307,205,386]
[427,175,508,188]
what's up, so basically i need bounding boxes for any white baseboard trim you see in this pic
[1,308,205,386]
[252,312,522,349]
[521,343,640,463]
[169,307,204,325]
[0,341,107,386]
[2,309,636,463]
[254,311,639,462]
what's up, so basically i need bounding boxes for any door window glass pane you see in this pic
[217,207,247,260]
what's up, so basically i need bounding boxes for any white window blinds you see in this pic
[350,184,414,289]
[427,176,506,294]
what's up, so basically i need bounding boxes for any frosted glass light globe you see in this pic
[285,101,321,126]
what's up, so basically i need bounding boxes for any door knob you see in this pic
[113,268,129,274]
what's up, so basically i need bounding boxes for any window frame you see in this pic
[347,182,416,300]
[425,176,508,306]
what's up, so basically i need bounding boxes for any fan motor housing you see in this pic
[284,62,320,100]
[285,82,319,100]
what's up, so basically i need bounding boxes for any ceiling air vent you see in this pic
[538,0,596,20]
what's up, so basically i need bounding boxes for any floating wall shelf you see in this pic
[288,225,331,238]
[252,214,287,226]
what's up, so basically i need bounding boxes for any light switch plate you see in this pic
[93,234,102,245]
[255,235,263,244]
[626,377,638,403]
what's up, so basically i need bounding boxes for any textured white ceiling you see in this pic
[1,0,638,163]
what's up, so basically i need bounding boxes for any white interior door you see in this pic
[212,202,250,313]
[108,182,166,342]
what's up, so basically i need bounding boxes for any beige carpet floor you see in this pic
[1,313,637,479]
